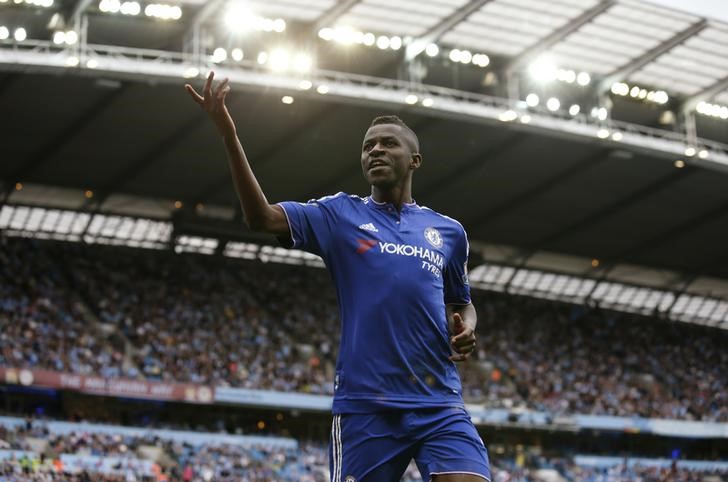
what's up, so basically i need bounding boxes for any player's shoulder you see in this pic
[307,192,366,209]
[419,205,467,235]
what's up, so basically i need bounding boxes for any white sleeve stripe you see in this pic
[277,203,298,248]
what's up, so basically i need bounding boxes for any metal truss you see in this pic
[1,39,727,171]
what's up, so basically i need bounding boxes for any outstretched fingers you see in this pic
[202,70,215,98]
[184,84,204,105]
[215,78,230,100]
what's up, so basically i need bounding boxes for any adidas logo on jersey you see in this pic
[358,222,379,232]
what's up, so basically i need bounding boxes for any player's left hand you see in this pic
[449,312,476,362]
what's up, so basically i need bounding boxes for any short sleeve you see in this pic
[277,193,344,258]
[443,225,471,305]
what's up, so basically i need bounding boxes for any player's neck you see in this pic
[370,185,413,209]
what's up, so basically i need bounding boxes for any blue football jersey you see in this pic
[278,192,471,413]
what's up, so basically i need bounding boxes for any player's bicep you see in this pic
[266,204,291,237]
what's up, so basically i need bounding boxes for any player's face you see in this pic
[360,124,416,188]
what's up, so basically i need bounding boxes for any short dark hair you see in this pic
[369,115,420,152]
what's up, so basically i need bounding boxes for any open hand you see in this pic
[449,312,476,362]
[185,71,235,138]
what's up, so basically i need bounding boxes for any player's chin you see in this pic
[366,173,395,188]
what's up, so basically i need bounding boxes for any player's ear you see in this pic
[410,153,422,170]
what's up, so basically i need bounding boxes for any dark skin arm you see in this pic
[185,71,288,235]
[447,303,477,362]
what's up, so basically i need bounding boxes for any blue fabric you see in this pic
[278,193,472,413]
[328,408,490,482]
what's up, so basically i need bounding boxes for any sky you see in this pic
[642,0,728,23]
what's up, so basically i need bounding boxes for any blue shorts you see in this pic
[328,407,490,482]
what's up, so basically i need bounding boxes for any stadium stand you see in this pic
[1,417,726,481]
[1,235,725,422]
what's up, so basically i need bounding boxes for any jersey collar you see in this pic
[367,196,419,211]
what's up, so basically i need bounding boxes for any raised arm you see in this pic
[185,71,288,235]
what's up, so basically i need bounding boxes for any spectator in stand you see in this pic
[1,235,726,422]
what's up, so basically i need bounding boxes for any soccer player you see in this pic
[186,72,490,482]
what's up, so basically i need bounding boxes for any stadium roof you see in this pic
[2,0,728,319]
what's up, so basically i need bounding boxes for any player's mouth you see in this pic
[368,160,389,171]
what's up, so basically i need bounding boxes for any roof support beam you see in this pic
[406,0,495,60]
[192,105,332,204]
[183,0,227,55]
[462,148,613,227]
[421,132,525,202]
[682,74,728,113]
[505,0,615,74]
[186,0,227,32]
[70,0,94,23]
[598,19,707,91]
[529,168,695,252]
[88,112,207,208]
[313,0,363,31]
[11,85,128,182]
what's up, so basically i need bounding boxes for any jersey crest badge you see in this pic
[424,227,443,248]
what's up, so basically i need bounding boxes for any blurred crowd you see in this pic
[1,236,726,421]
[1,421,726,482]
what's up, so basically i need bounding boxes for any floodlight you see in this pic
[0,27,8,40]
[183,67,199,78]
[499,110,517,122]
[86,58,98,68]
[65,56,79,67]
[611,82,629,96]
[389,36,402,50]
[316,85,329,94]
[569,104,580,116]
[684,146,696,157]
[525,93,539,107]
[449,49,461,62]
[298,80,312,90]
[362,33,375,46]
[318,28,333,41]
[422,97,434,107]
[458,49,471,64]
[376,36,390,49]
[425,43,439,57]
[596,128,610,139]
[529,56,557,82]
[53,31,65,44]
[472,53,489,67]
[65,30,78,45]
[224,5,254,32]
[212,47,227,63]
[256,51,268,65]
[292,53,312,73]
[231,48,244,61]
[576,72,590,86]
[14,28,27,41]
[120,1,140,15]
[546,97,560,111]
[268,48,290,72]
[281,96,294,104]
[404,94,418,105]
[272,19,285,32]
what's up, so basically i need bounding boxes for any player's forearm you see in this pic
[221,133,283,233]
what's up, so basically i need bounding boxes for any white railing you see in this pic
[1,40,727,169]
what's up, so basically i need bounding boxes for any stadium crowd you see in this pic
[1,420,726,482]
[1,236,726,421]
